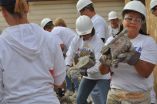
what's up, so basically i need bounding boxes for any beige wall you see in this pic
[0,0,124,31]
[146,0,157,42]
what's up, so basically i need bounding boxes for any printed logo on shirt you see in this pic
[134,47,142,53]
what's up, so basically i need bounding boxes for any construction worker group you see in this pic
[0,0,157,104]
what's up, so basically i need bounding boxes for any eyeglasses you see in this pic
[124,16,142,23]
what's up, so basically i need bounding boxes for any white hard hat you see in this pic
[150,0,157,10]
[76,0,92,12]
[76,15,93,36]
[122,0,146,19]
[40,18,52,28]
[108,11,118,20]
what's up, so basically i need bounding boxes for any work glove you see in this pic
[56,88,65,97]
[78,48,95,62]
[79,68,88,76]
[117,48,140,65]
[74,48,95,69]
[67,66,80,78]
[75,55,95,69]
[68,67,88,77]
[73,53,79,65]
[70,69,80,79]
[79,48,94,56]
[99,54,112,67]
[100,45,114,67]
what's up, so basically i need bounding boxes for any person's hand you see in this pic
[99,64,110,75]
[56,88,65,97]
[70,69,80,78]
[75,55,95,69]
[79,68,88,76]
[99,54,112,67]
[78,48,95,65]
[79,48,94,57]
[117,49,140,65]
[66,66,80,78]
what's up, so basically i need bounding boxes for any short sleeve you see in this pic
[140,37,157,64]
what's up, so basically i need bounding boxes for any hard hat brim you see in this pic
[76,28,93,36]
[108,17,118,21]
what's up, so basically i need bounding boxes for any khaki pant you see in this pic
[106,88,151,104]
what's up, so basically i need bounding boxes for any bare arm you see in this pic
[99,64,110,75]
[54,81,66,88]
[134,60,155,78]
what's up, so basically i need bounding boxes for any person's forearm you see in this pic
[134,60,155,78]
[54,82,65,88]
[99,64,110,75]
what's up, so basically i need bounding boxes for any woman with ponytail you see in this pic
[0,0,66,104]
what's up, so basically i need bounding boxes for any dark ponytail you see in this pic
[91,28,95,36]
[139,29,149,35]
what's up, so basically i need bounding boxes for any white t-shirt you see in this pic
[51,32,63,45]
[51,26,76,49]
[106,34,157,92]
[65,35,110,80]
[0,23,66,104]
[91,14,109,40]
[108,25,120,37]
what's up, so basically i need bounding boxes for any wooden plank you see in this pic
[145,0,157,41]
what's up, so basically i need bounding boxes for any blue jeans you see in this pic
[91,79,110,104]
[77,78,110,104]
[65,75,79,91]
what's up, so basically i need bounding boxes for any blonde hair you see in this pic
[1,0,29,17]
[54,18,67,27]
[14,0,29,16]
